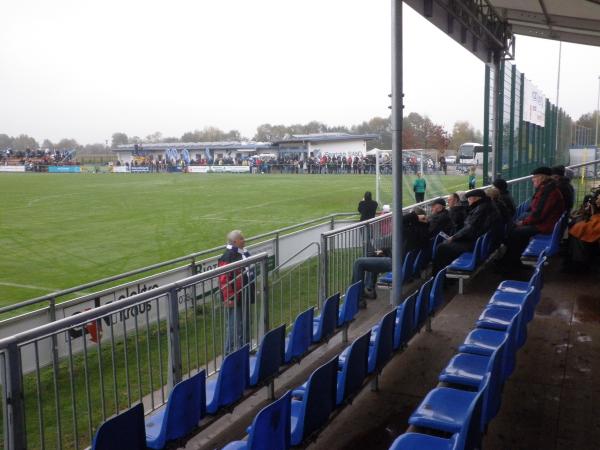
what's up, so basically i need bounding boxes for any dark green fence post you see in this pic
[508,65,516,179]
[483,65,491,185]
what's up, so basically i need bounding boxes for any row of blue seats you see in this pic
[220,268,449,449]
[380,234,446,285]
[91,281,364,450]
[389,252,547,450]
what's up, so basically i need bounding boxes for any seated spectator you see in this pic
[492,178,516,219]
[447,192,467,233]
[432,189,497,274]
[563,193,600,272]
[551,165,575,213]
[422,198,453,238]
[498,167,565,271]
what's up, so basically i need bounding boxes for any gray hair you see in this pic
[227,230,244,244]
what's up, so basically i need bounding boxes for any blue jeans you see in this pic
[225,300,250,354]
[352,257,392,290]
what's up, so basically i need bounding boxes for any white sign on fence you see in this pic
[0,165,26,172]
[523,79,546,127]
[188,165,250,173]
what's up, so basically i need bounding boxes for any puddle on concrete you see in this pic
[576,333,592,343]
[573,295,600,323]
[536,296,572,322]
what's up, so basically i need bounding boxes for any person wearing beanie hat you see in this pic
[551,165,575,213]
[498,166,565,271]
[432,186,499,274]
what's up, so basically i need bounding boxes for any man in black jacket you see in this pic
[551,165,575,213]
[433,189,497,274]
[358,191,378,221]
[425,198,454,238]
[448,192,467,233]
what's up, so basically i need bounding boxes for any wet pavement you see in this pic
[183,260,600,450]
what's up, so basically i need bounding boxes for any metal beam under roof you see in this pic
[490,0,600,47]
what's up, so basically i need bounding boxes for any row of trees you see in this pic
[4,110,597,155]
[109,114,482,152]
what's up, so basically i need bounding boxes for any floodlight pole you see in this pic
[391,0,404,306]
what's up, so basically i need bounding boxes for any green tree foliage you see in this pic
[448,120,482,150]
[12,134,39,151]
[575,111,599,144]
[41,139,54,150]
[180,126,243,142]
[111,132,129,147]
[0,134,13,150]
[55,138,80,151]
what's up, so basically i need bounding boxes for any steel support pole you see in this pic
[391,0,404,306]
[6,344,26,450]
[166,288,182,391]
[483,65,491,185]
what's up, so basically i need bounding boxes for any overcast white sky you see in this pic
[1,0,600,145]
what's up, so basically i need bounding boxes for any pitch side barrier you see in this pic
[0,213,358,374]
[0,253,270,450]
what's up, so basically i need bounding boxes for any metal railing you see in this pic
[0,254,269,450]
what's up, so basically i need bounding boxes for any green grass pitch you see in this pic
[0,172,476,306]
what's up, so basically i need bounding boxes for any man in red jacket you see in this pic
[500,167,565,270]
[218,230,254,354]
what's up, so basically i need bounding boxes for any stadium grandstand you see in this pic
[2,2,600,450]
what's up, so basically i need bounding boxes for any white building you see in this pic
[275,133,379,159]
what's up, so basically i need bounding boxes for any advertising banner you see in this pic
[130,166,150,173]
[523,79,546,127]
[188,165,250,173]
[0,165,26,172]
[112,166,129,173]
[48,166,81,173]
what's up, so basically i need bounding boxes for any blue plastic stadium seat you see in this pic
[145,370,206,449]
[432,232,446,260]
[312,293,340,343]
[488,284,536,324]
[429,267,447,314]
[249,324,286,387]
[439,337,507,424]
[448,235,484,272]
[394,291,418,350]
[92,403,146,450]
[338,281,362,327]
[222,391,291,450]
[284,307,314,364]
[379,271,393,284]
[206,344,249,414]
[368,308,396,374]
[388,432,461,450]
[476,305,526,349]
[413,249,425,278]
[409,375,489,450]
[522,214,566,259]
[460,326,516,383]
[414,277,433,331]
[402,250,416,283]
[289,356,338,446]
[336,331,371,405]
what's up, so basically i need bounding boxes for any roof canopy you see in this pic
[490,0,600,47]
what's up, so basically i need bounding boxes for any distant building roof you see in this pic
[114,141,273,152]
[275,133,379,145]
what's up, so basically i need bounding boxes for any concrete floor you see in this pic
[183,259,600,450]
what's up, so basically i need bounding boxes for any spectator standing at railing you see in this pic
[413,172,427,203]
[468,166,477,189]
[358,191,378,221]
[218,230,254,354]
[498,167,565,272]
[432,189,497,274]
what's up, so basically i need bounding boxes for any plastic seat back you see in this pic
[92,403,146,450]
[313,292,340,343]
[429,268,446,314]
[338,280,362,327]
[414,277,433,331]
[294,356,338,444]
[413,250,424,277]
[402,250,416,282]
[214,344,249,408]
[432,233,445,260]
[337,330,371,405]
[398,291,418,347]
[246,391,291,450]
[369,308,396,374]
[285,307,314,363]
[250,324,286,386]
[149,370,206,447]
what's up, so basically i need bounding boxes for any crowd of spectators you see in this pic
[2,148,78,171]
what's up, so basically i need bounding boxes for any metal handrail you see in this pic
[0,253,268,349]
[270,242,321,273]
[0,212,356,316]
